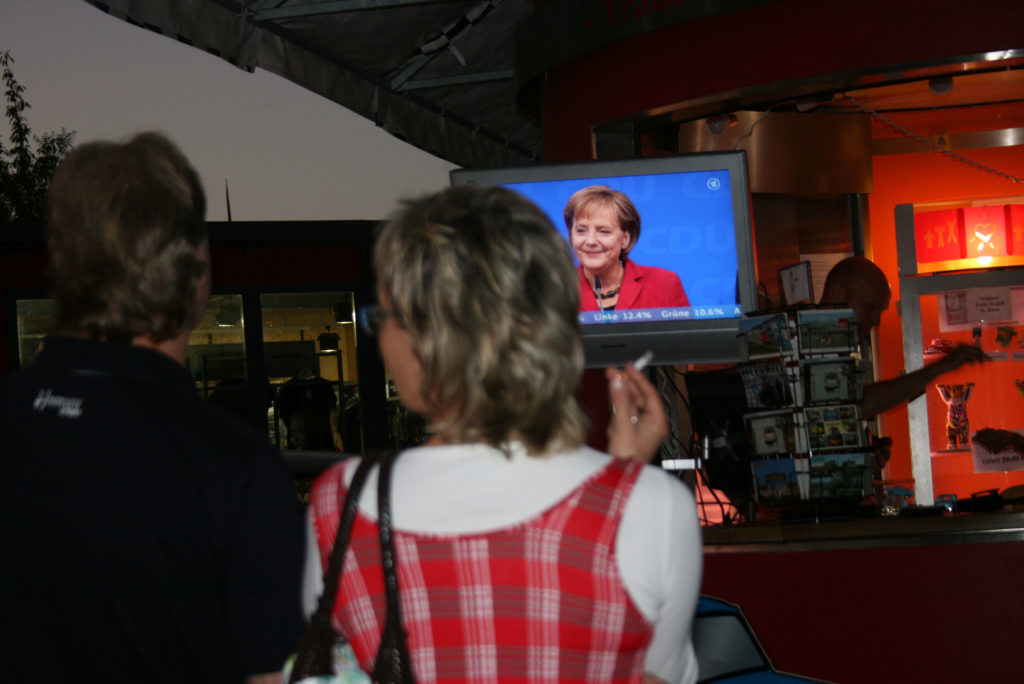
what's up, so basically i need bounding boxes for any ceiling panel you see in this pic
[86,0,540,168]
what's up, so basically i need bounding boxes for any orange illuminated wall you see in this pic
[867,146,1024,485]
[917,292,1024,498]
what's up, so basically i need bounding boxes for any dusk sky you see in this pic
[0,0,458,222]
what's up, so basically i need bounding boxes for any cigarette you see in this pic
[633,350,654,372]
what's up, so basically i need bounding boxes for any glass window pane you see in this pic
[187,294,248,420]
[261,292,358,452]
[16,299,55,368]
[387,400,427,449]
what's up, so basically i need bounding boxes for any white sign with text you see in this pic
[966,287,1012,322]
[972,430,1024,473]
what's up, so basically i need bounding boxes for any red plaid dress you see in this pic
[311,457,653,683]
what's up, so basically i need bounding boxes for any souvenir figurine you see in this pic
[995,326,1018,348]
[937,383,974,450]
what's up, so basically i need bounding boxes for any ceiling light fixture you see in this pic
[928,77,954,95]
[706,113,738,136]
[333,303,349,324]
[214,305,242,327]
[319,332,339,353]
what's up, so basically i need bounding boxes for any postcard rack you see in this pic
[738,308,874,510]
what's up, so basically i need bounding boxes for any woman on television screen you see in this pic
[564,185,689,311]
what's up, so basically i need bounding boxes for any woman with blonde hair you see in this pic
[306,185,702,683]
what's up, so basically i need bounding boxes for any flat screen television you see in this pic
[450,151,758,367]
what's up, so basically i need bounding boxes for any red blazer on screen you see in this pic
[578,258,689,311]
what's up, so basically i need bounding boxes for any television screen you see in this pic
[451,151,757,367]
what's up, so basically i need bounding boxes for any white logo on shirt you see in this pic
[32,389,83,418]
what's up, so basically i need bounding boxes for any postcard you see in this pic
[797,308,857,354]
[807,452,874,500]
[746,410,796,456]
[802,357,863,404]
[751,457,799,503]
[805,404,863,449]
[739,361,793,410]
[740,313,794,359]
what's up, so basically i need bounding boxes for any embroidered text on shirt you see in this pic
[32,389,83,418]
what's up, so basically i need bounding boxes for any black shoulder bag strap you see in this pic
[372,449,416,683]
[289,454,376,683]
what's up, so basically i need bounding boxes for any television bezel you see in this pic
[450,151,758,367]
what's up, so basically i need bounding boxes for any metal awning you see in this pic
[86,0,539,168]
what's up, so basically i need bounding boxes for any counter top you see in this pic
[703,510,1024,551]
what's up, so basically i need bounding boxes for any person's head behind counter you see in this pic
[817,255,986,419]
[819,256,892,341]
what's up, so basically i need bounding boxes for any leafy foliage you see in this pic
[1,49,75,225]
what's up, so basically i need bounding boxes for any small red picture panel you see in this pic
[1008,204,1024,255]
[962,205,1008,258]
[914,208,965,262]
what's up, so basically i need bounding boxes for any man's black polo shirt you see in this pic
[0,337,306,682]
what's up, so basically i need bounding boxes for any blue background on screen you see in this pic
[502,170,739,315]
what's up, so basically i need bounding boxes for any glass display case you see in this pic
[895,204,1024,504]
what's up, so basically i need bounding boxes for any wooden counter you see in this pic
[702,510,1024,551]
[698,511,1023,683]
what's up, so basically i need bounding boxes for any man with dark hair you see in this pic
[820,256,986,418]
[0,133,304,683]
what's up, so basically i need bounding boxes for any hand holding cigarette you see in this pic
[605,351,669,463]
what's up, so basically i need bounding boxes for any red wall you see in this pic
[536,0,1024,161]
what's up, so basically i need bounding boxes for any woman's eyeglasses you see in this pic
[358,304,395,336]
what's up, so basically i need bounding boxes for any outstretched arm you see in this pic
[862,344,988,418]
